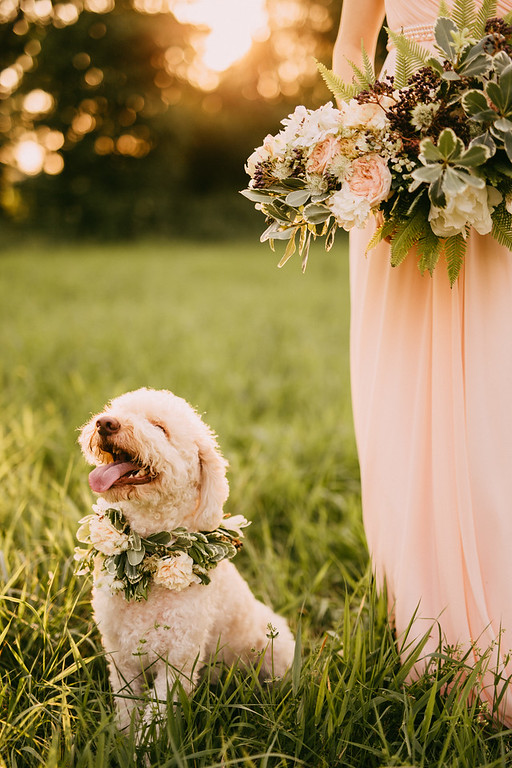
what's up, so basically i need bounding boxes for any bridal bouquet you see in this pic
[241,0,512,282]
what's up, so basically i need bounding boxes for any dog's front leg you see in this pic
[107,657,147,732]
[141,653,201,726]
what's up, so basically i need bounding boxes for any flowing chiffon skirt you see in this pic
[351,0,512,723]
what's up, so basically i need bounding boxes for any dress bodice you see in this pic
[385,0,512,36]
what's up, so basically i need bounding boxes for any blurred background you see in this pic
[0,0,352,242]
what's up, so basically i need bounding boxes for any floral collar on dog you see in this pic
[74,499,250,602]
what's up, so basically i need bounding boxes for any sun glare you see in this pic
[171,0,268,73]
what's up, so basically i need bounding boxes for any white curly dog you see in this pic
[79,387,295,730]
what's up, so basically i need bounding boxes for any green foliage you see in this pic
[390,208,429,267]
[444,232,468,284]
[492,201,512,249]
[1,241,512,765]
[394,49,416,89]
[417,226,443,275]
[471,0,498,37]
[77,507,245,601]
[451,0,478,34]
[385,29,433,72]
[317,61,358,102]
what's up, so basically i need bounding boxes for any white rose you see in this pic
[153,552,201,592]
[340,98,391,131]
[245,144,270,176]
[429,184,502,238]
[326,184,372,230]
[284,103,341,148]
[89,515,130,556]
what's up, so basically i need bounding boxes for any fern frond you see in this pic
[386,30,432,71]
[504,11,512,25]
[438,0,451,17]
[451,0,476,32]
[416,227,442,275]
[471,0,497,37]
[345,57,374,91]
[361,43,376,87]
[365,218,395,254]
[491,203,512,251]
[443,233,467,284]
[394,50,415,89]
[390,210,428,267]
[317,62,359,102]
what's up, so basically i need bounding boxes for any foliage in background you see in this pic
[0,0,341,239]
[1,241,512,766]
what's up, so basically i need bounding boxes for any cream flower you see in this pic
[347,154,392,206]
[92,498,122,516]
[222,514,251,537]
[245,144,270,176]
[307,135,342,175]
[94,569,125,594]
[89,515,130,556]
[153,552,201,592]
[326,184,372,230]
[429,184,502,238]
[282,103,341,148]
[340,98,391,131]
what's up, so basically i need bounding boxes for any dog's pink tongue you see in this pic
[89,461,138,492]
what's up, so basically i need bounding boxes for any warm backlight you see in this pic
[172,0,269,72]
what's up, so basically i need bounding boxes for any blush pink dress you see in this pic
[350,0,512,724]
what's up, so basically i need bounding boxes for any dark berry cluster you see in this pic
[356,76,395,104]
[252,160,275,188]
[485,17,512,37]
[483,18,512,54]
[385,66,471,149]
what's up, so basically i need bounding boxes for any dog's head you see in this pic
[78,388,229,531]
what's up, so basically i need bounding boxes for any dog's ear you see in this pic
[192,434,229,531]
[78,417,98,464]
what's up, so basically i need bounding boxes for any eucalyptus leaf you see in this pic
[429,174,446,207]
[486,80,508,114]
[437,128,464,161]
[434,17,458,58]
[455,144,490,167]
[419,138,444,163]
[457,52,492,77]
[469,132,496,156]
[442,167,470,195]
[498,63,512,113]
[504,131,512,163]
[494,117,512,132]
[303,203,331,225]
[492,51,512,76]
[285,189,311,207]
[441,70,462,81]
[411,164,443,185]
[127,547,146,566]
[462,89,491,115]
[240,188,274,203]
[260,223,295,242]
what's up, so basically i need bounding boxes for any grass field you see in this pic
[1,240,511,767]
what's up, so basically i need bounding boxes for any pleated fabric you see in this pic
[350,0,512,722]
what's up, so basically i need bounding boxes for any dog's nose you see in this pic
[96,415,121,437]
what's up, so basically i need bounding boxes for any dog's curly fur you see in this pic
[79,387,294,729]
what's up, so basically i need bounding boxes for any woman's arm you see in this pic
[332,0,386,81]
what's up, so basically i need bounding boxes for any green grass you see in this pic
[0,239,511,767]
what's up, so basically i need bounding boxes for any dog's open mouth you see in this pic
[89,448,156,493]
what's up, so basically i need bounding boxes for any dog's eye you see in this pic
[150,421,169,437]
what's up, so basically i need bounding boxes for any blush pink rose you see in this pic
[347,154,392,206]
[307,135,342,175]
